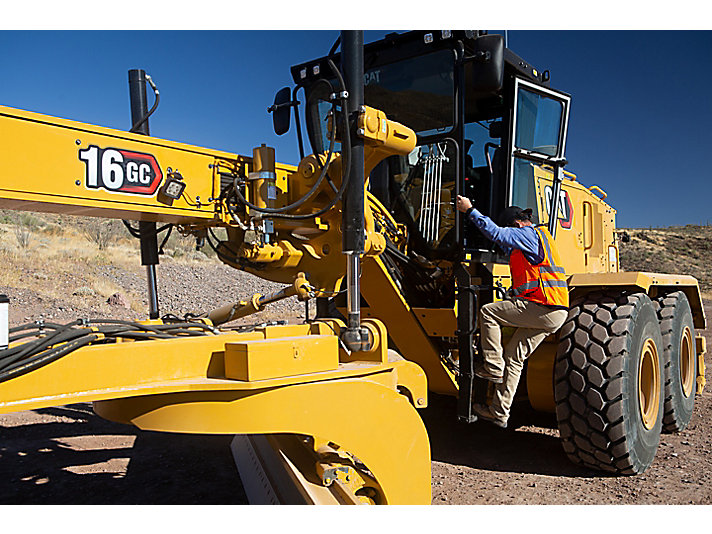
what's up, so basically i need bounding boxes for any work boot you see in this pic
[472,403,508,429]
[474,365,504,384]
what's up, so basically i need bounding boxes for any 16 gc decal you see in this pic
[78,145,163,196]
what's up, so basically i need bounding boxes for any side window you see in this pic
[514,88,564,156]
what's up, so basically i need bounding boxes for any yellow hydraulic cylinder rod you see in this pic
[207,272,311,325]
[248,144,277,211]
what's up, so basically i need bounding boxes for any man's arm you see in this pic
[456,196,542,262]
[467,207,539,255]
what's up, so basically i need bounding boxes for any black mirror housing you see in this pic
[465,34,504,95]
[271,87,292,136]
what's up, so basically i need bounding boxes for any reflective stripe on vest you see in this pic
[513,278,568,295]
[509,226,569,308]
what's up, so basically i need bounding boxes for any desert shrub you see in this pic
[635,231,657,244]
[14,220,32,249]
[84,219,121,250]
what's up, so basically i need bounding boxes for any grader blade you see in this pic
[233,434,378,505]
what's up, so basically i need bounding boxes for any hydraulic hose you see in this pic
[230,59,352,221]
[0,319,217,384]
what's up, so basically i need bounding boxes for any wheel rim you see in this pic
[638,338,661,430]
[680,326,695,398]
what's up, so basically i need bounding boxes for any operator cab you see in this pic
[283,30,570,263]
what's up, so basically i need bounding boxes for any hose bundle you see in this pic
[0,319,217,384]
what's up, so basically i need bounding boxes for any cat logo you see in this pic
[544,185,573,229]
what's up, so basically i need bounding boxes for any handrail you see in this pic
[588,185,607,200]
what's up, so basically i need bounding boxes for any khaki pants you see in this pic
[479,298,567,422]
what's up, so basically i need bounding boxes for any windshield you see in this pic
[364,49,455,136]
[514,86,564,156]
[307,49,456,153]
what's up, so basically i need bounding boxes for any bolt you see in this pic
[417,398,425,406]
[75,139,81,145]
[75,180,81,186]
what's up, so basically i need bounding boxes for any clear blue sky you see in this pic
[1,30,710,228]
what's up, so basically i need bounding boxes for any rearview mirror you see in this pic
[465,34,504,95]
[270,87,292,136]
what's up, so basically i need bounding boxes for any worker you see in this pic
[456,195,569,429]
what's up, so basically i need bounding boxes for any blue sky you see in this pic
[0,29,710,228]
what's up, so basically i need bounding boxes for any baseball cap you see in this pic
[498,206,533,227]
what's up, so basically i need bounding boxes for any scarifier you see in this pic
[0,30,706,503]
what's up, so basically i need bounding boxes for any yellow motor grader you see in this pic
[0,30,706,503]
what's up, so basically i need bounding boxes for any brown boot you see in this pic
[472,403,508,429]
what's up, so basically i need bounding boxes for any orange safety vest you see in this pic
[509,226,569,309]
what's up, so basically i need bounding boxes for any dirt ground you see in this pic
[1,303,710,505]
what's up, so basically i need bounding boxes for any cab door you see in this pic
[508,77,571,226]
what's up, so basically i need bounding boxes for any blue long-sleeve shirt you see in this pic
[467,207,544,265]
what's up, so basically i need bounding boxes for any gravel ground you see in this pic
[0,257,710,505]
[1,256,304,325]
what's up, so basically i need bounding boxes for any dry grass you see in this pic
[618,225,712,296]
[0,210,217,313]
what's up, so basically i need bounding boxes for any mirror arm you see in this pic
[267,100,300,113]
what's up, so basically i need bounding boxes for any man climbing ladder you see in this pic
[456,195,569,428]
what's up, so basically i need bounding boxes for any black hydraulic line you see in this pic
[123,220,172,240]
[129,82,160,135]
[0,318,218,381]
[122,220,142,238]
[10,320,81,334]
[2,323,90,362]
[158,224,173,254]
[0,335,100,384]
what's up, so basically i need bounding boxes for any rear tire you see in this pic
[555,291,664,474]
[653,292,697,433]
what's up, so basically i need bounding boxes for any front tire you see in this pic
[555,291,664,474]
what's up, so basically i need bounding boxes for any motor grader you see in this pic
[0,30,706,504]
